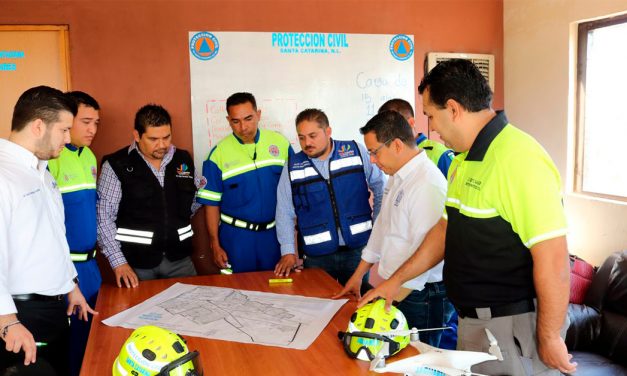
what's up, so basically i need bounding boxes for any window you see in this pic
[576,14,627,200]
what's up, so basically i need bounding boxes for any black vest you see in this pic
[104,147,196,268]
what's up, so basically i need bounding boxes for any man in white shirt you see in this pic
[0,86,96,374]
[334,110,454,347]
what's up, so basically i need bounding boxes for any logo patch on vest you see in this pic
[176,163,192,178]
[293,160,311,169]
[91,166,97,180]
[394,189,404,207]
[465,177,482,191]
[268,144,280,157]
[337,144,354,158]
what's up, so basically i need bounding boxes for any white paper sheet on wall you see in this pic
[188,31,415,168]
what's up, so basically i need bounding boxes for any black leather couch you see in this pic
[566,250,627,375]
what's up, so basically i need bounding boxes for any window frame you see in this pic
[575,14,627,201]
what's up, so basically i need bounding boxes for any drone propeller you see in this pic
[484,328,503,361]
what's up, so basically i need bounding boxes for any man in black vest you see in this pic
[97,104,200,288]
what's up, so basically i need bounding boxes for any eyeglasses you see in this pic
[368,138,394,157]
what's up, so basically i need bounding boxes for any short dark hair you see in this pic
[66,91,100,110]
[134,104,171,137]
[418,59,492,112]
[295,108,329,129]
[226,92,257,112]
[360,110,415,148]
[11,86,77,132]
[378,98,414,119]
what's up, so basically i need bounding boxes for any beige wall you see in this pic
[504,0,627,266]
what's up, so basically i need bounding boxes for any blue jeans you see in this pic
[304,246,370,295]
[396,281,455,348]
[440,310,458,350]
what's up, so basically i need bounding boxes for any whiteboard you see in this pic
[188,31,415,168]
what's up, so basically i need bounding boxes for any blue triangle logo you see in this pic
[396,42,407,55]
[199,39,211,53]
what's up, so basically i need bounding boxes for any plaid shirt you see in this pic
[96,142,202,268]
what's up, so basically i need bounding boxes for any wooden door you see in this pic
[0,25,70,139]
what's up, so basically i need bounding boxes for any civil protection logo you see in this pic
[190,32,219,60]
[268,145,280,157]
[389,34,413,61]
[338,144,354,158]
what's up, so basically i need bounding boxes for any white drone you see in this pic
[370,327,503,376]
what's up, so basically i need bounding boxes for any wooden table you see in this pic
[81,268,416,375]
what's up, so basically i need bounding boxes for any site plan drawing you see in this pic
[103,283,347,350]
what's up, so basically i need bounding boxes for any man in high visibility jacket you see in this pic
[197,92,292,273]
[379,99,454,177]
[48,91,101,376]
[361,59,576,375]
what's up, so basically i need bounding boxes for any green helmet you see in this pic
[340,300,410,361]
[112,325,203,376]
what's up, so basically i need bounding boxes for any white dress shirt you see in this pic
[361,151,447,291]
[0,139,77,315]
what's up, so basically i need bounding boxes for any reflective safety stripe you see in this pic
[447,197,461,206]
[289,167,318,182]
[178,225,194,241]
[220,213,276,231]
[58,182,97,193]
[349,220,372,235]
[303,231,332,245]
[70,249,97,262]
[222,159,286,180]
[330,156,362,171]
[177,224,192,234]
[447,197,498,216]
[197,189,221,201]
[254,158,286,168]
[222,162,257,179]
[524,228,568,248]
[115,228,153,245]
[117,228,154,237]
[115,234,152,244]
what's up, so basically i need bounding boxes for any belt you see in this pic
[70,249,97,262]
[456,299,535,319]
[12,294,65,302]
[220,213,275,232]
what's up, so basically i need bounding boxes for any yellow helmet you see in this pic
[112,325,203,376]
[339,300,410,361]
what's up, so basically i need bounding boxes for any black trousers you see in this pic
[0,299,69,376]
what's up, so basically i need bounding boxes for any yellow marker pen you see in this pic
[220,262,233,275]
[269,278,293,284]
